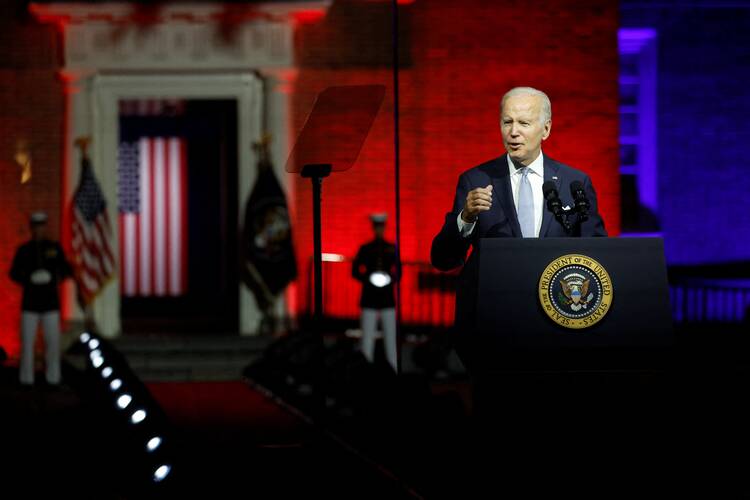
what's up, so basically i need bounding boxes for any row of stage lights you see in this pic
[79,331,172,484]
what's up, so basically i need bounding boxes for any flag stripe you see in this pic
[135,213,141,296]
[150,138,157,296]
[169,138,180,295]
[124,214,135,296]
[164,138,172,296]
[119,210,124,292]
[180,138,188,292]
[154,138,166,296]
[140,137,151,295]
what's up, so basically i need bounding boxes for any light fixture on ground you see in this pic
[80,332,91,343]
[153,465,171,482]
[88,338,100,350]
[92,356,104,368]
[116,394,132,409]
[101,366,113,378]
[130,409,147,424]
[89,349,102,360]
[146,436,162,452]
[109,378,122,391]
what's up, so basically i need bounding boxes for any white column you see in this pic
[91,75,122,339]
[264,68,298,325]
[239,73,265,336]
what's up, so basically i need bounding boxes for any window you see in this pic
[619,28,659,235]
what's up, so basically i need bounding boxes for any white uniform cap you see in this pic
[30,211,48,224]
[370,213,387,224]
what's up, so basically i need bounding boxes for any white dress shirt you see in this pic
[458,151,545,238]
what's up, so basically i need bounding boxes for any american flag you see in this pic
[118,137,188,297]
[71,157,116,304]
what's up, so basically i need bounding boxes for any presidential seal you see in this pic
[538,254,613,329]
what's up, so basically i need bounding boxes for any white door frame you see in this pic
[65,72,270,337]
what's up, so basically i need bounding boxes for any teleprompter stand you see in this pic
[286,85,385,329]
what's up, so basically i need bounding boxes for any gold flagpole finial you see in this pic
[74,136,92,158]
[252,133,273,164]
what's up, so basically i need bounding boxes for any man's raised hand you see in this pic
[462,184,493,223]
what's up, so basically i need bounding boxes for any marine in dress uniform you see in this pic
[9,212,72,387]
[352,213,401,371]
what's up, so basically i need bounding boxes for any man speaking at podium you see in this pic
[431,87,608,370]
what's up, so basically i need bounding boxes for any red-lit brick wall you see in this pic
[0,0,620,347]
[0,2,64,357]
[291,0,620,318]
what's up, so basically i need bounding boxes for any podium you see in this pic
[466,237,673,372]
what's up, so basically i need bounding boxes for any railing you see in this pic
[670,281,750,324]
[306,258,458,328]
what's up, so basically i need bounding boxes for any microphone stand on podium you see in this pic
[542,180,590,237]
[285,85,385,332]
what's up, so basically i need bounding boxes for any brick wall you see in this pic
[0,1,64,356]
[623,4,750,265]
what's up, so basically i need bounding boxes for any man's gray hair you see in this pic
[501,87,552,124]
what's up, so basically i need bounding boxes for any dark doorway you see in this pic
[118,99,239,334]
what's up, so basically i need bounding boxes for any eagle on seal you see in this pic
[561,277,591,311]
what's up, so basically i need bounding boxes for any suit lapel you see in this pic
[539,156,562,238]
[491,154,522,237]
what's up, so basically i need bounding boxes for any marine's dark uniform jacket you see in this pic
[352,239,401,309]
[9,239,72,312]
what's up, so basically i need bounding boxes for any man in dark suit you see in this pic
[430,87,610,495]
[431,87,607,371]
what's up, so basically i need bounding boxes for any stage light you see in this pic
[146,436,162,452]
[80,332,91,343]
[89,349,102,360]
[153,465,171,482]
[130,409,147,424]
[88,338,100,350]
[110,378,122,391]
[116,394,132,409]
[101,367,113,378]
[92,356,104,368]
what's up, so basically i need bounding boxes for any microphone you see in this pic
[542,181,564,218]
[570,181,590,219]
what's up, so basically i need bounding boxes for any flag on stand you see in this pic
[118,137,188,297]
[71,156,116,305]
[241,143,297,311]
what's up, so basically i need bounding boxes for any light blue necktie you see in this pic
[518,167,535,238]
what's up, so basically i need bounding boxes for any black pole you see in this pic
[311,176,323,324]
[392,0,402,373]
[301,164,332,330]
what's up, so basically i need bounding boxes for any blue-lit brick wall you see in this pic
[622,4,750,265]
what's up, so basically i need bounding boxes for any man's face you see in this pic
[373,223,385,239]
[31,223,46,240]
[501,94,551,166]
